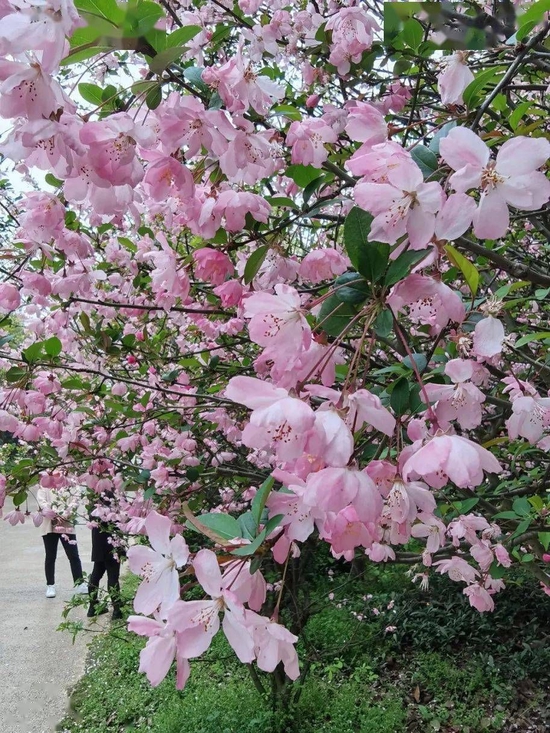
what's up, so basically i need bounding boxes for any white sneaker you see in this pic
[46,585,56,598]
[74,582,89,595]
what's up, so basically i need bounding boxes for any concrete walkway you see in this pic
[0,496,98,733]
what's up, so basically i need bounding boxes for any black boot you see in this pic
[111,604,123,621]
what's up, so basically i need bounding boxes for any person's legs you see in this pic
[59,533,84,584]
[42,533,59,585]
[87,561,108,617]
[105,557,123,619]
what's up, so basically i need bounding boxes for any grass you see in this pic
[57,564,550,733]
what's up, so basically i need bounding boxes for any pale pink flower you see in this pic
[411,513,447,553]
[437,52,474,105]
[213,279,244,307]
[298,249,349,284]
[225,377,315,461]
[346,389,396,436]
[403,433,502,489]
[193,248,234,286]
[128,613,190,689]
[0,59,70,120]
[244,284,311,353]
[463,583,494,612]
[286,119,338,168]
[422,359,486,430]
[506,395,550,444]
[434,556,478,584]
[128,511,189,615]
[3,509,25,526]
[473,316,505,359]
[345,101,387,145]
[169,550,255,664]
[246,611,299,679]
[303,467,383,523]
[354,158,444,248]
[434,193,477,241]
[387,274,465,335]
[440,127,550,239]
[0,282,20,312]
[325,7,379,76]
[143,153,195,202]
[324,504,375,556]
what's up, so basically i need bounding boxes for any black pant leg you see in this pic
[43,533,59,585]
[60,533,84,584]
[89,561,107,590]
[105,557,121,597]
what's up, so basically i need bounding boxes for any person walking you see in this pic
[87,492,124,620]
[36,485,88,598]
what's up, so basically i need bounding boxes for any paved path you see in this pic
[0,496,98,733]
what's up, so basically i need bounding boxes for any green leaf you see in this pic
[272,104,302,121]
[538,532,550,551]
[373,309,393,338]
[231,529,267,556]
[251,476,275,528]
[317,295,358,338]
[463,67,505,109]
[514,332,550,349]
[238,511,257,541]
[410,145,438,179]
[455,497,480,514]
[384,249,430,287]
[511,517,531,540]
[333,273,371,304]
[344,207,389,284]
[403,18,423,49]
[145,84,162,109]
[78,82,104,106]
[243,245,269,285]
[444,244,479,297]
[149,46,187,73]
[5,366,27,383]
[12,490,27,508]
[285,164,323,188]
[191,512,241,540]
[262,514,284,537]
[390,376,409,416]
[520,0,550,28]
[402,353,427,372]
[488,560,506,579]
[166,24,202,47]
[135,469,151,484]
[266,196,299,211]
[183,66,209,93]
[44,337,62,357]
[512,497,531,517]
[45,173,63,188]
[493,511,520,520]
[22,342,43,363]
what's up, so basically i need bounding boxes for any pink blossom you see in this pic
[303,467,383,523]
[3,509,25,526]
[128,613,190,689]
[422,359,486,430]
[193,248,234,286]
[143,153,195,202]
[225,377,315,461]
[345,101,387,145]
[346,389,396,436]
[286,119,338,168]
[0,59,70,120]
[434,556,478,584]
[325,7,379,76]
[128,511,189,615]
[246,611,299,679]
[298,249,349,284]
[463,583,495,612]
[506,395,550,444]
[354,158,444,248]
[403,433,502,489]
[473,316,505,359]
[411,514,447,553]
[214,279,244,307]
[202,53,284,115]
[387,274,465,335]
[434,193,477,241]
[437,52,474,105]
[440,128,550,239]
[0,282,20,312]
[244,284,311,353]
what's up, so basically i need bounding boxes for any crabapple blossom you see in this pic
[127,511,190,615]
